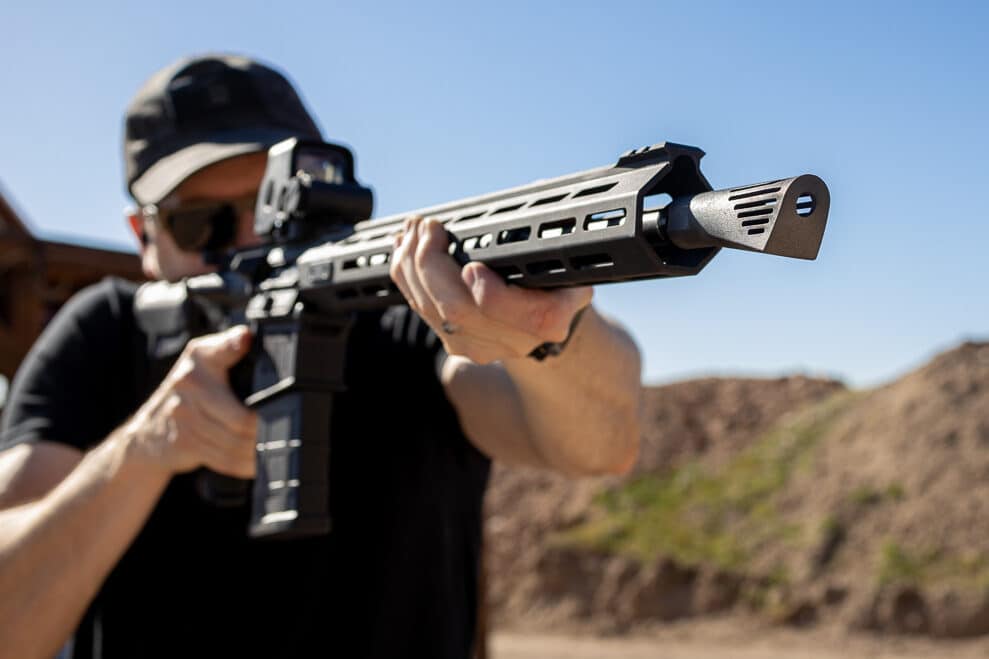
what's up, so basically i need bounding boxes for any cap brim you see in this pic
[130,127,303,205]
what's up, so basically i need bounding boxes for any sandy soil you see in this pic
[485,376,845,627]
[491,619,989,658]
[485,344,989,636]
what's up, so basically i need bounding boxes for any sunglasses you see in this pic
[141,192,257,252]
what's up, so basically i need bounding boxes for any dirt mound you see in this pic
[777,341,989,636]
[485,375,844,629]
[637,376,846,472]
[485,341,989,638]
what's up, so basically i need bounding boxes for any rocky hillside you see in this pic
[484,342,989,637]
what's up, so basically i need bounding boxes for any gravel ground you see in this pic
[490,620,989,659]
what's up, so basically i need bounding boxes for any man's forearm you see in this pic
[0,430,170,659]
[446,306,642,475]
[501,306,641,475]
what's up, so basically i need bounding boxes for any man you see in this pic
[0,54,641,658]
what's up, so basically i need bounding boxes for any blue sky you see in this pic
[2,1,987,387]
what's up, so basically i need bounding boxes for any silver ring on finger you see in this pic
[441,320,459,335]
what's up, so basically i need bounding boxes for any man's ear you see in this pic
[126,208,148,247]
[126,209,158,279]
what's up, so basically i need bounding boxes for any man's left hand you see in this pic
[389,216,592,364]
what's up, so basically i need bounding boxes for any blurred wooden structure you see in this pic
[0,187,144,383]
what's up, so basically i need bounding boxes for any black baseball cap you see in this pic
[124,54,323,205]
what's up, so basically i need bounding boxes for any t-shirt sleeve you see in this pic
[377,305,448,378]
[364,305,490,469]
[0,278,142,453]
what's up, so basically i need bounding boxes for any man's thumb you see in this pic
[196,325,252,371]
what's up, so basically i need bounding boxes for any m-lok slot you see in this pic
[584,209,626,231]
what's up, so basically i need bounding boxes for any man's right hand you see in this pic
[0,328,257,659]
[124,325,258,479]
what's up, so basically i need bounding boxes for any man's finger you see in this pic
[400,218,442,323]
[187,425,256,479]
[187,377,257,437]
[389,224,416,306]
[416,219,477,328]
[461,263,591,342]
[190,326,252,374]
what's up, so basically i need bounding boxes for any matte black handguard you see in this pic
[134,138,830,539]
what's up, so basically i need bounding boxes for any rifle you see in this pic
[134,138,830,539]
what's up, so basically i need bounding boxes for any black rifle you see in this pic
[134,138,830,539]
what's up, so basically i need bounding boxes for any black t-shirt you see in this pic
[0,278,491,659]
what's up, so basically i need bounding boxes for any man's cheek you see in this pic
[236,213,263,248]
